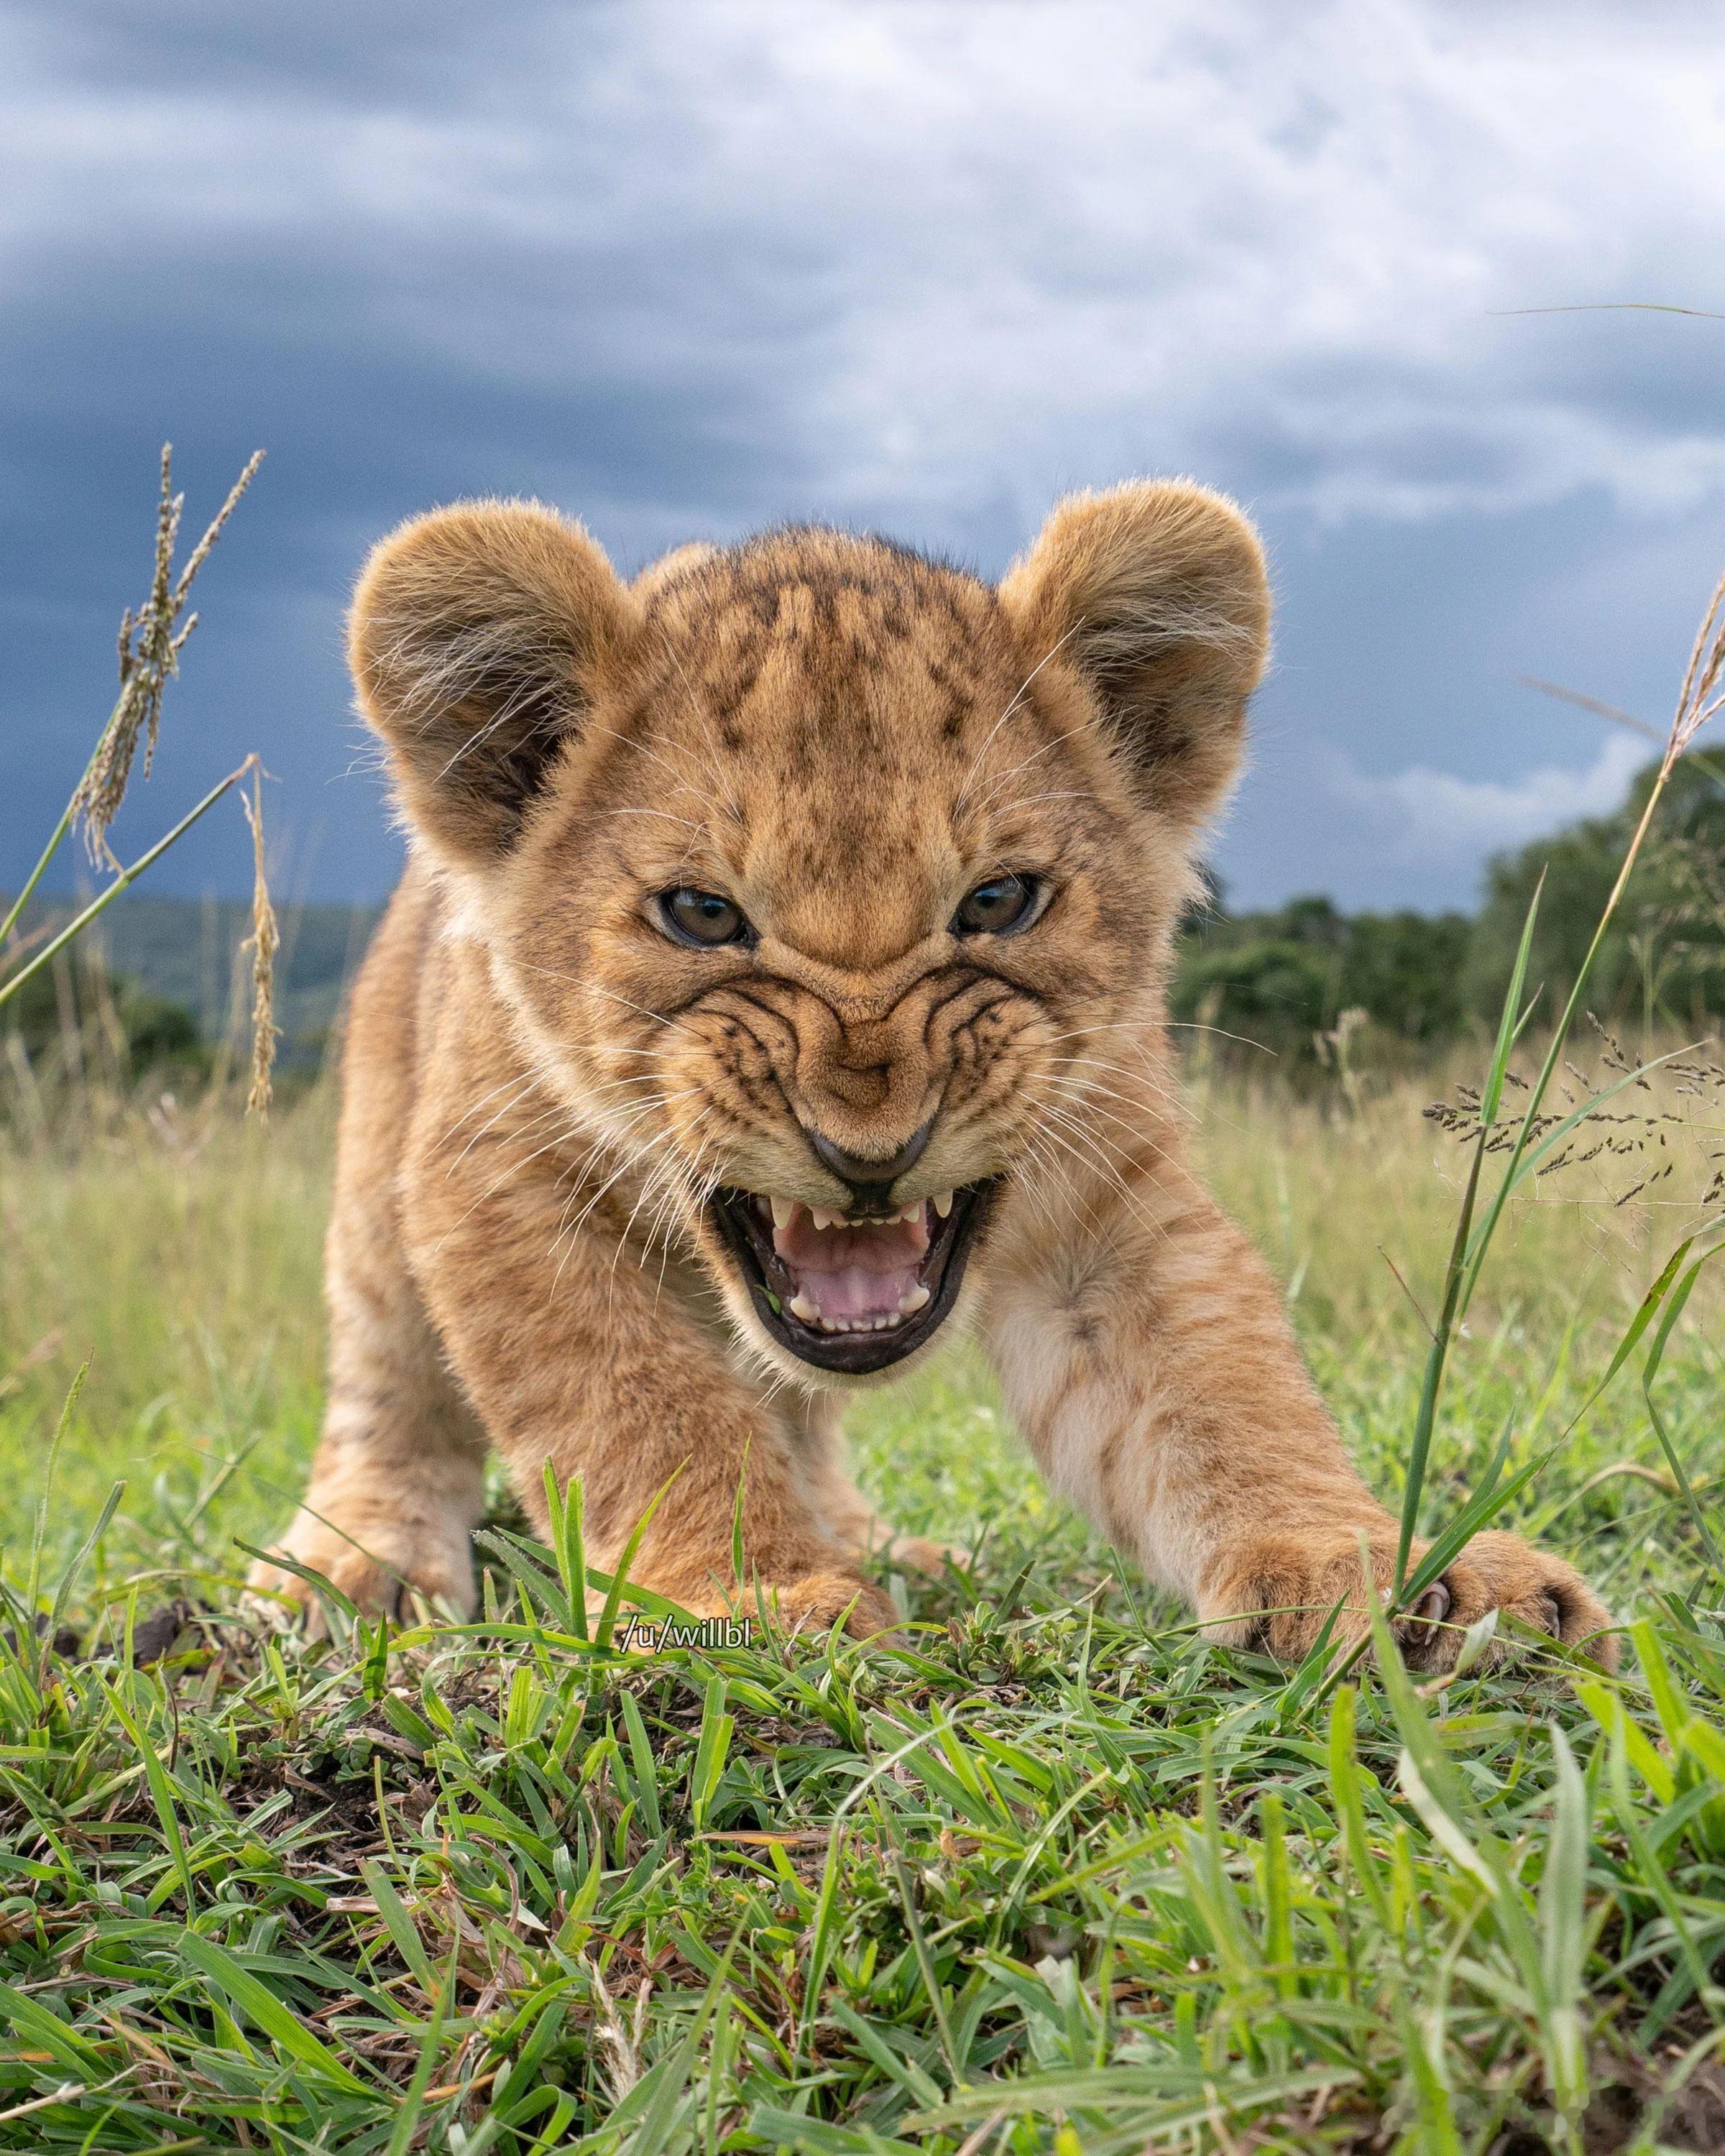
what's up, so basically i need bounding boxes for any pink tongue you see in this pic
[772,1205,930,1325]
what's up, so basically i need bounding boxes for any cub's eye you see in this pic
[952,872,1041,937]
[656,887,753,948]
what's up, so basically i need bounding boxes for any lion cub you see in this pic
[251,482,1613,1668]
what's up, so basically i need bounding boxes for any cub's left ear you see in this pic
[998,481,1270,829]
[349,499,639,867]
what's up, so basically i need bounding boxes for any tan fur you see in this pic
[251,485,1616,1670]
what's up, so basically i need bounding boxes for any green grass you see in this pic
[0,1069,1723,2152]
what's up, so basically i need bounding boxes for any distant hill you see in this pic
[4,891,383,1062]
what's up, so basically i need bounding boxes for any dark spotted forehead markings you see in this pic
[641,543,1022,771]
[644,533,993,646]
[920,655,986,745]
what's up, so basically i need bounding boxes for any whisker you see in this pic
[432,1068,544,1150]
[953,620,1087,815]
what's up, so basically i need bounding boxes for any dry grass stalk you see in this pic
[71,445,264,867]
[239,771,280,1121]
[1596,562,1725,933]
[1425,563,1725,1217]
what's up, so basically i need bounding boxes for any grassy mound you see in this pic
[0,1074,1721,2152]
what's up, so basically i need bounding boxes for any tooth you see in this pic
[899,1284,931,1314]
[898,1203,921,1225]
[811,1207,842,1232]
[770,1196,796,1233]
[787,1292,819,1322]
[933,1190,954,1219]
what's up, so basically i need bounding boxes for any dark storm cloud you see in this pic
[4,0,1724,911]
[4,0,576,101]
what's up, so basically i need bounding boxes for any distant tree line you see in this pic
[1,892,375,1089]
[1,946,205,1087]
[1173,749,1725,1061]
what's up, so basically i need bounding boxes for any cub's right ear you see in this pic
[349,499,637,865]
[998,482,1269,833]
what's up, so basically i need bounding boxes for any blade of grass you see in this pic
[176,1932,372,2095]
[1639,1243,1725,1576]
[1392,872,1540,1588]
[591,1470,684,1650]
[0,760,261,1013]
[103,1676,195,1910]
[382,1956,454,2156]
[27,1363,88,1623]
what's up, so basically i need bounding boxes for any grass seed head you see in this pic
[70,444,264,867]
[240,770,280,1122]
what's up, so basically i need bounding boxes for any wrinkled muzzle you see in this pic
[650,976,1026,1376]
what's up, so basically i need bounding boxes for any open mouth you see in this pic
[709,1181,995,1373]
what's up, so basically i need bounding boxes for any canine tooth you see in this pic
[899,1283,931,1315]
[770,1196,797,1233]
[787,1291,819,1322]
[933,1189,954,1218]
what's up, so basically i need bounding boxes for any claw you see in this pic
[1412,1579,1451,1627]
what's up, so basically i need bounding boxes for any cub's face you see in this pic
[351,489,1269,1383]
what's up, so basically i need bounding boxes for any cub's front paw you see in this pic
[649,1565,897,1643]
[870,1531,974,1579]
[764,1570,898,1641]
[246,1505,477,1634]
[1437,1529,1617,1670]
[1199,1525,1616,1672]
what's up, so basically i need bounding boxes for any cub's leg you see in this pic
[792,1395,968,1578]
[249,880,489,1627]
[401,1125,896,1641]
[987,1166,1617,1672]
[247,1130,489,1627]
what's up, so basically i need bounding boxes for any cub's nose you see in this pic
[806,1120,933,1212]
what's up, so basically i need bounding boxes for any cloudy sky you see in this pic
[5,0,1724,916]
